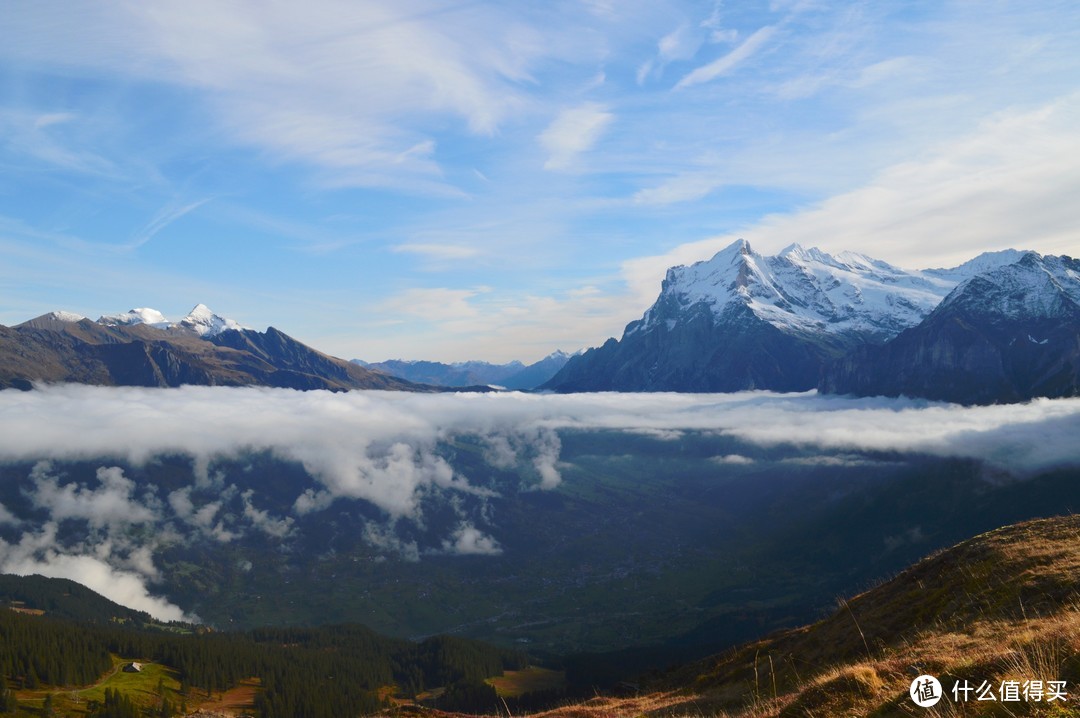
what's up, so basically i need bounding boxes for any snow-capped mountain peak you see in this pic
[94,305,248,335]
[642,239,957,341]
[178,304,248,337]
[938,252,1080,319]
[97,307,171,329]
[44,310,87,323]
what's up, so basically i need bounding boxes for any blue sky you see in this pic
[1,1,1078,362]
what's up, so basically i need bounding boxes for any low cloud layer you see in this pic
[2,385,1079,619]
[2,386,1079,483]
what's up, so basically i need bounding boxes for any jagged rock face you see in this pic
[822,254,1080,403]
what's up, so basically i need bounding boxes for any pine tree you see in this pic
[0,686,16,714]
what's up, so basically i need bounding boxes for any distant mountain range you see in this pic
[0,304,425,391]
[355,350,573,390]
[4,242,1077,403]
[544,241,1080,403]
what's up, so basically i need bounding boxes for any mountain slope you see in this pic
[544,240,964,393]
[0,306,425,392]
[476,515,1080,718]
[0,573,168,626]
[822,252,1080,403]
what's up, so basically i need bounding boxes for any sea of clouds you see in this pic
[1,385,1079,620]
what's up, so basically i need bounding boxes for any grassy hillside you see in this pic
[430,516,1080,717]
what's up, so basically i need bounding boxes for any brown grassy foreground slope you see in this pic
[397,515,1080,717]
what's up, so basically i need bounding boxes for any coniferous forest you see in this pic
[0,586,529,717]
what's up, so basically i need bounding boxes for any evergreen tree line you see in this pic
[0,609,527,717]
[0,575,159,627]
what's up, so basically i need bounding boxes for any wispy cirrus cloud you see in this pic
[0,1,548,193]
[127,198,213,250]
[0,108,117,176]
[675,25,777,89]
[539,102,615,171]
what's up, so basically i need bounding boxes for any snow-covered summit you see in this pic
[94,305,249,335]
[44,310,87,323]
[640,239,959,340]
[98,307,171,329]
[938,252,1080,319]
[177,304,249,337]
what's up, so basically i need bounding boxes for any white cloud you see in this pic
[442,522,502,556]
[2,386,1078,493]
[0,107,117,176]
[128,198,212,250]
[632,170,724,206]
[539,103,614,171]
[360,280,630,364]
[1,550,189,622]
[363,520,420,562]
[712,454,754,465]
[638,24,705,85]
[29,464,157,530]
[379,287,487,322]
[0,502,18,525]
[675,25,777,89]
[0,1,545,192]
[241,489,294,538]
[0,385,1078,611]
[0,522,190,622]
